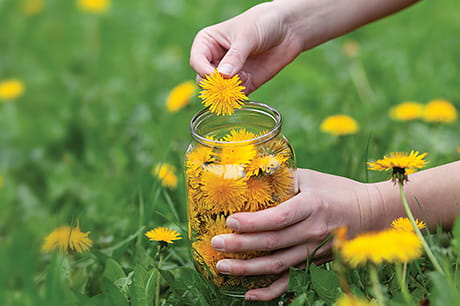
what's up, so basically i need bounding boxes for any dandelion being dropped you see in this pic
[42,224,93,254]
[367,150,427,184]
[145,227,182,244]
[199,69,248,116]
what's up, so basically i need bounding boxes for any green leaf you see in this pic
[288,266,311,294]
[100,278,129,306]
[451,215,460,256]
[130,264,151,306]
[310,264,341,304]
[103,258,127,284]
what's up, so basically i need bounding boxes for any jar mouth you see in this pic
[190,101,282,146]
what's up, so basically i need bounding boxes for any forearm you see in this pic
[373,161,460,230]
[274,0,420,51]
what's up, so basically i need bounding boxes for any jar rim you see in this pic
[190,101,282,146]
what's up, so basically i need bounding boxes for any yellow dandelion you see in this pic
[152,163,177,189]
[200,165,248,214]
[192,238,224,279]
[342,40,360,58]
[198,69,248,116]
[219,144,257,166]
[423,99,457,123]
[145,227,182,244]
[0,79,25,101]
[391,217,426,232]
[77,0,110,14]
[201,214,231,236]
[336,294,376,306]
[457,146,460,154]
[186,145,215,170]
[245,154,286,177]
[268,167,295,201]
[22,0,44,16]
[320,114,359,136]
[166,80,197,113]
[42,224,92,254]
[389,101,424,121]
[222,128,256,142]
[245,177,273,211]
[339,229,422,267]
[367,150,427,184]
[333,226,348,250]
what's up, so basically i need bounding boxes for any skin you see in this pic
[188,0,460,302]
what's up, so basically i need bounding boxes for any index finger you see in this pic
[227,191,314,232]
[189,31,223,77]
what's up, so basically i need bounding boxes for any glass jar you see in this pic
[185,101,298,297]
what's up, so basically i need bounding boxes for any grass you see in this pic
[0,0,459,305]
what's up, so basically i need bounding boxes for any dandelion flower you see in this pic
[268,167,295,201]
[336,294,376,306]
[423,99,457,123]
[339,228,422,267]
[152,163,177,189]
[342,40,360,58]
[0,79,25,101]
[200,165,248,214]
[367,150,427,184]
[219,145,257,166]
[145,227,182,244]
[246,177,273,211]
[22,0,44,15]
[457,146,460,154]
[42,225,92,254]
[77,0,110,14]
[245,154,286,177]
[389,101,424,121]
[222,128,256,142]
[199,69,248,116]
[166,80,197,113]
[391,217,426,232]
[320,115,359,136]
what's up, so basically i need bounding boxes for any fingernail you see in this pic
[218,63,234,76]
[211,236,225,251]
[227,218,240,231]
[245,295,257,301]
[216,261,232,274]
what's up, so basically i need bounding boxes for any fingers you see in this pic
[189,29,225,77]
[226,191,316,232]
[216,243,328,276]
[216,34,255,77]
[245,272,290,301]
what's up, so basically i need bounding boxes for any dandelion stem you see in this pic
[398,183,444,275]
[369,265,386,306]
[396,263,411,305]
[155,245,164,306]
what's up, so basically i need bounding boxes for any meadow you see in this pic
[1,0,459,305]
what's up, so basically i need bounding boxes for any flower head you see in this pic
[0,79,25,101]
[391,217,426,232]
[77,0,110,14]
[166,80,197,113]
[339,228,422,267]
[389,101,424,121]
[22,0,44,15]
[42,224,92,254]
[336,294,376,306]
[145,227,182,244]
[152,163,177,189]
[342,40,360,58]
[423,99,457,123]
[245,177,273,211]
[320,114,359,136]
[222,128,256,142]
[199,69,248,116]
[367,151,427,184]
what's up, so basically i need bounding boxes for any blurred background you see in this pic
[0,0,459,304]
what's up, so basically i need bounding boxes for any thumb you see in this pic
[217,37,254,77]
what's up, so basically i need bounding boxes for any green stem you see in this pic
[369,265,386,306]
[398,183,444,275]
[396,263,411,305]
[155,246,164,306]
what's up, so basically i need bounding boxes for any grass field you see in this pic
[1,0,459,305]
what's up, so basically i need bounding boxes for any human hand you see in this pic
[189,2,306,95]
[210,168,386,301]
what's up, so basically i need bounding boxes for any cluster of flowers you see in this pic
[185,128,296,289]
